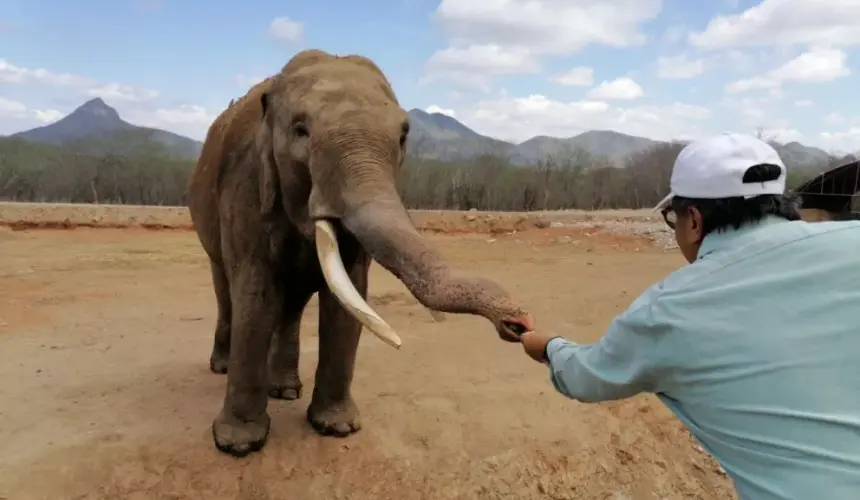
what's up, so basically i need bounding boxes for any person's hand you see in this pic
[496,314,536,343]
[520,330,558,363]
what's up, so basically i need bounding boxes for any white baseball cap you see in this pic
[652,132,786,212]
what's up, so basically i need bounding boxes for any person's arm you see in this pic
[542,298,670,403]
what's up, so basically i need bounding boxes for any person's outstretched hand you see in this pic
[520,330,559,363]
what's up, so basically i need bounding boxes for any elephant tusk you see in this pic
[314,220,403,349]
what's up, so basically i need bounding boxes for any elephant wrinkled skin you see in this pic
[186,49,536,457]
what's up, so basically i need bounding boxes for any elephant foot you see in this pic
[209,350,229,374]
[212,408,270,458]
[268,372,302,400]
[307,397,361,437]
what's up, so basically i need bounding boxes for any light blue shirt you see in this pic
[545,216,860,499]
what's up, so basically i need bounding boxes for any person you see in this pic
[518,133,860,499]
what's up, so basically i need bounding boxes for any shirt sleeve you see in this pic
[544,292,670,403]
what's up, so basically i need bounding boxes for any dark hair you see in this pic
[670,163,802,240]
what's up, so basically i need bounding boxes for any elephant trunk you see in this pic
[311,139,533,349]
[342,202,494,315]
[342,194,532,336]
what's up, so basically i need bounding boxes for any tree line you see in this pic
[0,135,844,211]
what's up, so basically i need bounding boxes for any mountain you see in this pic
[406,109,660,165]
[4,98,843,172]
[774,141,831,170]
[513,131,660,165]
[404,108,844,171]
[9,98,203,159]
[406,109,514,160]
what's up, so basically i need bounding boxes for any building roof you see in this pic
[793,159,860,196]
[792,159,860,214]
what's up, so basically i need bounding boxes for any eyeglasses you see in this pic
[661,207,677,229]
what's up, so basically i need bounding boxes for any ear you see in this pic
[688,205,704,243]
[257,91,279,216]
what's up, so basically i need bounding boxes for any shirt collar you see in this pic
[696,215,789,260]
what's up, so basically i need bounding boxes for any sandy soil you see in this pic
[0,203,734,499]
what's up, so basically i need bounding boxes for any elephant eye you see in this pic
[399,123,409,148]
[293,122,309,138]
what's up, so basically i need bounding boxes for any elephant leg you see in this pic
[306,253,370,437]
[212,261,280,457]
[267,294,310,400]
[208,259,231,374]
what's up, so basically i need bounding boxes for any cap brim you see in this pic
[652,192,674,213]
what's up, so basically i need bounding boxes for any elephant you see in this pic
[186,49,536,458]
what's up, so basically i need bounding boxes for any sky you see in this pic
[1,0,860,154]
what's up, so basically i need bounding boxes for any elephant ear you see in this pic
[256,91,279,216]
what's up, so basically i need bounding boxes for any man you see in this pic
[519,133,860,499]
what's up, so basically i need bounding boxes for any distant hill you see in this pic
[513,131,660,165]
[776,141,832,170]
[406,109,661,165]
[9,98,203,159]
[406,109,514,160]
[405,108,843,172]
[3,97,846,173]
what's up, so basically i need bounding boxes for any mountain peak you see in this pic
[74,97,121,121]
[7,97,206,157]
[408,108,476,137]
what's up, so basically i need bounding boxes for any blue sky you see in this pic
[1,0,859,153]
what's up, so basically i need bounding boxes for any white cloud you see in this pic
[151,104,216,125]
[742,107,766,120]
[0,96,27,117]
[721,49,767,73]
[663,49,770,77]
[269,17,303,43]
[725,47,850,93]
[0,95,222,140]
[725,76,776,94]
[123,104,222,141]
[690,0,860,49]
[772,47,851,81]
[426,0,662,87]
[1,58,160,104]
[826,112,846,125]
[0,97,69,132]
[551,67,594,86]
[720,91,786,128]
[33,109,63,123]
[0,96,63,124]
[452,93,710,144]
[434,0,662,54]
[587,77,644,100]
[656,54,705,79]
[0,58,90,86]
[0,57,220,140]
[819,128,860,154]
[794,99,813,107]
[761,127,803,143]
[425,105,456,116]
[87,83,159,103]
[423,44,538,90]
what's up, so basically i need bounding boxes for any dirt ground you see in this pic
[0,203,735,500]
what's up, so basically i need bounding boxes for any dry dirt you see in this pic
[0,203,736,500]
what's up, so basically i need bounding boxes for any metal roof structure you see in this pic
[792,159,860,216]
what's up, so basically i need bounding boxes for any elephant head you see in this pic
[255,49,534,348]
